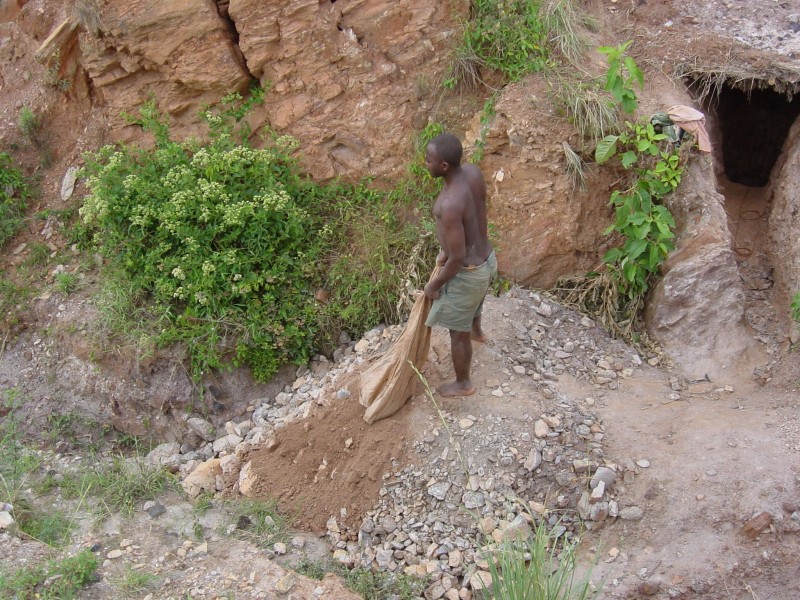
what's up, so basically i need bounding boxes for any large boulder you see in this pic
[768,118,800,335]
[646,158,758,379]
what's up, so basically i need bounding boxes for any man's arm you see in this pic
[424,201,465,299]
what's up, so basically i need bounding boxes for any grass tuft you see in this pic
[0,548,98,599]
[554,77,620,146]
[485,519,598,599]
[562,142,587,191]
[222,498,291,548]
[542,0,587,66]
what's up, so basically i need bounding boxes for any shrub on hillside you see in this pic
[79,93,434,381]
[0,152,28,249]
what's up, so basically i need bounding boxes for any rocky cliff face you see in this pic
[76,0,460,180]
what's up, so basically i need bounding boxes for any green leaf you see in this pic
[620,95,638,114]
[604,247,622,263]
[633,222,651,240]
[621,151,638,168]
[647,243,661,269]
[595,136,619,164]
[624,56,644,88]
[626,237,648,259]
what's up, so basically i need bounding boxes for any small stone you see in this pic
[187,417,216,441]
[512,365,526,375]
[379,516,397,533]
[0,511,14,529]
[636,459,650,468]
[591,466,617,489]
[647,357,660,366]
[491,389,504,398]
[275,575,295,594]
[696,495,705,501]
[609,547,619,558]
[462,491,485,509]
[580,316,593,327]
[524,449,542,471]
[469,571,493,591]
[486,379,500,387]
[620,506,644,521]
[742,512,773,539]
[274,542,287,555]
[459,418,474,430]
[107,549,124,559]
[638,581,660,596]
[535,303,552,317]
[590,481,605,503]
[60,166,79,201]
[354,339,370,353]
[534,420,550,438]
[427,482,450,501]
[333,549,351,564]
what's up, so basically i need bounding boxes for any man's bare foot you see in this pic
[438,380,476,397]
[471,330,488,343]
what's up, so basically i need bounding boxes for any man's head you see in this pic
[425,133,463,178]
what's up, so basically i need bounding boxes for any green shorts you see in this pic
[426,251,497,332]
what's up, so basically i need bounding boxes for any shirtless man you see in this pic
[423,134,497,397]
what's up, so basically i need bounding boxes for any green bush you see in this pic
[80,93,435,380]
[792,291,800,323]
[0,152,28,248]
[80,97,328,380]
[464,0,551,82]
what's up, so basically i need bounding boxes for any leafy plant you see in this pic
[792,291,800,324]
[472,92,499,162]
[18,105,41,142]
[44,50,70,92]
[80,95,325,381]
[595,120,683,299]
[597,41,643,114]
[54,272,79,295]
[463,0,551,82]
[0,152,28,249]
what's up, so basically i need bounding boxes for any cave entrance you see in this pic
[691,78,800,337]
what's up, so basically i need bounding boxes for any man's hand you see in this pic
[424,281,440,300]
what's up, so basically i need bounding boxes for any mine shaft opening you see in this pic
[690,77,800,332]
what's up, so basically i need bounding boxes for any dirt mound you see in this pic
[245,377,412,533]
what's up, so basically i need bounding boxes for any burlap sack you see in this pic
[359,290,432,424]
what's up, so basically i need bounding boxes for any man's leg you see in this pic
[471,314,487,343]
[439,330,476,397]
